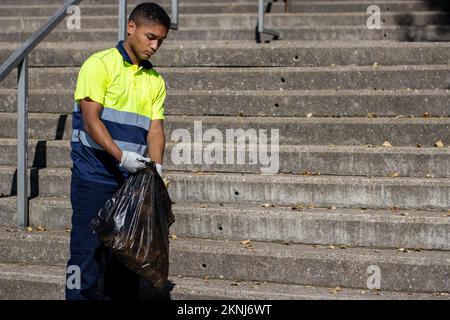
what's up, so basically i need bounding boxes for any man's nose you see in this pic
[150,40,159,51]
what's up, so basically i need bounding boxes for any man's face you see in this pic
[127,20,168,61]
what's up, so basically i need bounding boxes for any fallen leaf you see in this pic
[204,275,209,283]
[230,282,240,286]
[373,62,378,67]
[306,113,313,118]
[291,205,303,211]
[414,248,422,252]
[26,227,32,232]
[177,275,183,278]
[200,204,209,208]
[399,212,410,216]
[394,115,408,119]
[422,112,430,118]
[169,234,177,240]
[364,144,374,148]
[426,174,434,178]
[240,239,251,245]
[260,203,275,208]
[328,245,336,250]
[330,205,337,210]
[416,144,422,148]
[340,245,349,249]
[163,178,171,188]
[398,248,410,253]
[435,140,444,148]
[388,172,400,177]
[367,112,378,118]
[36,226,46,232]
[65,228,71,233]
[382,141,392,147]
[390,206,400,212]
[236,112,245,117]
[330,286,341,294]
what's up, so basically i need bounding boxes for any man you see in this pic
[65,2,170,300]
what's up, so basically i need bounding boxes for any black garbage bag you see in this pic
[90,162,175,289]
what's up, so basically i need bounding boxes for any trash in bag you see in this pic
[90,161,175,289]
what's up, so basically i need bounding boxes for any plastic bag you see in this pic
[90,162,175,289]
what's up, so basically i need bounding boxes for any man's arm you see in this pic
[147,119,165,164]
[80,98,122,162]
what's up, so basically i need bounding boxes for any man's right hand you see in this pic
[120,151,150,173]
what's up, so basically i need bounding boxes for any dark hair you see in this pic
[129,2,171,30]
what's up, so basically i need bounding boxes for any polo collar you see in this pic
[115,40,153,70]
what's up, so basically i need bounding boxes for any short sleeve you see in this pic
[74,56,109,105]
[151,77,166,120]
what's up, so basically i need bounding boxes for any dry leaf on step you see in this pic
[330,286,341,294]
[382,141,392,147]
[388,172,400,177]
[435,140,444,148]
[240,239,251,245]
[260,203,275,208]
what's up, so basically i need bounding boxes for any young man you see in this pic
[65,2,170,300]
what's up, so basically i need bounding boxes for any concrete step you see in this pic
[1,168,449,210]
[1,139,449,178]
[3,41,450,68]
[0,0,290,17]
[2,25,450,42]
[3,12,450,29]
[2,66,450,91]
[1,88,450,117]
[1,196,449,250]
[0,230,449,293]
[0,1,446,14]
[0,113,448,146]
[2,263,446,300]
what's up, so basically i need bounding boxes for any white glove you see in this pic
[120,151,150,173]
[155,163,162,176]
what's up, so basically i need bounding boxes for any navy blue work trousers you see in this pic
[65,173,140,300]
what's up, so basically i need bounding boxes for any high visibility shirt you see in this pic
[71,40,166,185]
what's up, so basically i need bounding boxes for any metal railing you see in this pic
[257,0,290,41]
[257,0,280,40]
[118,0,179,36]
[0,0,82,229]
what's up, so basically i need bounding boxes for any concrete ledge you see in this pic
[1,169,449,209]
[1,88,450,117]
[0,113,448,146]
[0,264,445,300]
[1,196,449,249]
[2,65,450,91]
[0,231,449,292]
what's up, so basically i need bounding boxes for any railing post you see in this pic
[119,0,127,41]
[257,0,280,42]
[171,0,179,30]
[17,56,29,229]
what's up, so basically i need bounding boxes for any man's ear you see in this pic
[127,20,137,36]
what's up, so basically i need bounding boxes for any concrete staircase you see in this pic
[0,0,449,299]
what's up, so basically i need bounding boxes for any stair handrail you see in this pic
[257,0,283,41]
[0,0,84,229]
